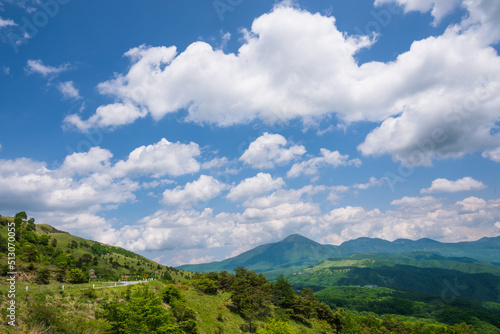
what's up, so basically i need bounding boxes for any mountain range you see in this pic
[177,234,500,279]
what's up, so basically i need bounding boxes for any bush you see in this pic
[67,268,86,284]
[35,268,51,284]
[256,319,293,334]
[162,285,184,304]
[192,276,218,295]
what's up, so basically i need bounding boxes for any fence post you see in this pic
[26,286,28,292]
[62,285,64,291]
[93,284,95,289]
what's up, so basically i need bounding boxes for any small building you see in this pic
[89,269,97,279]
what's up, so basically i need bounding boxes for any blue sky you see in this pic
[1,0,500,265]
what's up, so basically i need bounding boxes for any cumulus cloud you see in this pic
[287,148,361,178]
[318,197,500,244]
[61,147,113,175]
[85,190,500,256]
[227,172,285,202]
[240,133,305,169]
[455,196,486,212]
[64,103,147,132]
[0,157,138,214]
[420,177,486,194]
[162,175,227,208]
[58,81,81,100]
[65,3,500,166]
[482,147,500,162]
[111,138,200,178]
[0,137,209,238]
[391,196,440,207]
[26,59,68,77]
[374,0,461,25]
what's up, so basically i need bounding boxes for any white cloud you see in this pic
[391,196,441,208]
[243,185,326,208]
[240,133,305,169]
[455,196,486,212]
[64,103,147,132]
[58,81,81,100]
[61,147,113,175]
[482,147,500,162]
[93,192,500,254]
[111,138,200,178]
[352,176,385,190]
[421,177,486,194]
[0,157,138,214]
[162,175,227,208]
[75,6,376,128]
[287,148,361,178]
[227,172,285,202]
[374,0,460,25]
[67,4,500,166]
[142,179,175,189]
[26,59,68,77]
[318,197,500,244]
[201,157,229,170]
[0,17,16,28]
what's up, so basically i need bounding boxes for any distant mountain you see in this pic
[177,234,500,279]
[341,236,500,263]
[177,234,347,279]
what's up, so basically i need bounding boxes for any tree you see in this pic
[97,285,175,334]
[67,268,86,283]
[231,267,272,332]
[271,275,296,309]
[51,238,58,248]
[256,319,293,334]
[23,242,39,262]
[192,276,218,294]
[35,268,51,285]
[26,217,36,231]
[23,231,39,244]
[81,253,93,265]
[39,234,50,246]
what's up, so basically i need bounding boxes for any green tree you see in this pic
[35,268,51,285]
[231,267,272,332]
[38,234,50,246]
[271,275,296,309]
[192,276,218,294]
[23,242,39,262]
[67,268,86,283]
[256,319,293,334]
[97,285,175,334]
[51,238,58,248]
[23,231,39,244]
[162,285,184,304]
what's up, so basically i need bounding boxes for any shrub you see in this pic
[67,268,86,284]
[35,268,51,285]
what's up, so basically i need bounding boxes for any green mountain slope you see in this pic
[177,233,500,279]
[178,234,347,280]
[0,213,189,283]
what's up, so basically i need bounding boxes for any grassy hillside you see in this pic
[0,213,189,284]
